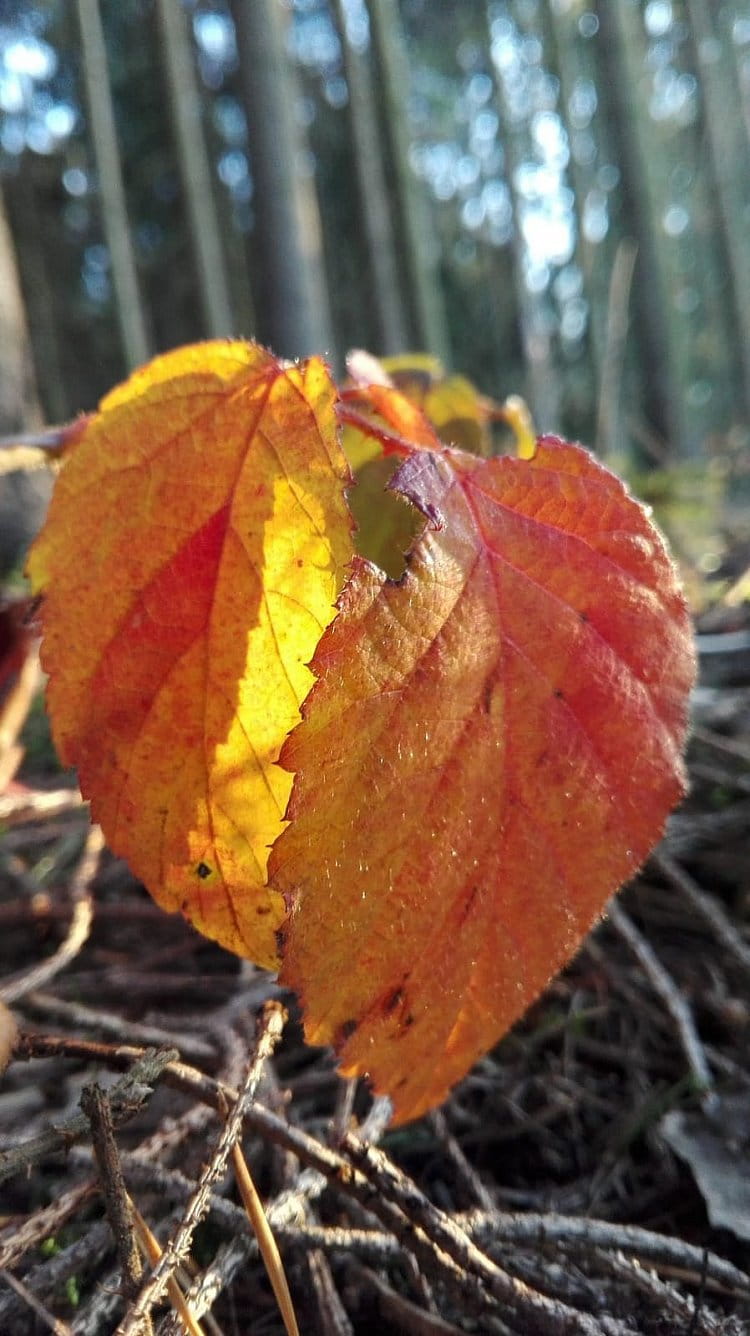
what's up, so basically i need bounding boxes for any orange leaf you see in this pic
[28,342,352,968]
[270,435,695,1122]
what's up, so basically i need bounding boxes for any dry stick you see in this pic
[341,1134,629,1336]
[17,1038,747,1317]
[303,1248,354,1336]
[652,850,750,976]
[593,1250,723,1336]
[0,1266,73,1335]
[80,1082,148,1321]
[23,991,216,1065]
[0,642,42,789]
[0,1222,114,1332]
[68,1210,197,1336]
[428,1109,495,1213]
[0,824,103,1005]
[155,1238,252,1336]
[346,1261,465,1336]
[0,1180,98,1271]
[117,1150,750,1308]
[0,786,86,826]
[606,899,714,1099]
[690,723,750,766]
[0,1046,178,1185]
[465,1212,750,1299]
[115,1003,287,1336]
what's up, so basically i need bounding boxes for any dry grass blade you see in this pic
[231,1140,300,1336]
[607,898,714,1098]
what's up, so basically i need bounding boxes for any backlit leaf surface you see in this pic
[28,342,352,968]
[271,436,695,1122]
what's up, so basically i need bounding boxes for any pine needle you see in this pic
[232,1140,300,1336]
[129,1197,205,1336]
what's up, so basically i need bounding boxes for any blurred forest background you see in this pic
[1,0,750,572]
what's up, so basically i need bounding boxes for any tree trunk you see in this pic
[332,0,409,355]
[230,0,334,361]
[684,0,750,419]
[155,0,235,338]
[0,185,43,433]
[367,0,450,361]
[594,0,689,458]
[0,182,51,580]
[488,6,560,431]
[75,0,151,369]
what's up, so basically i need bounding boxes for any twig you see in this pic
[0,1221,113,1330]
[0,824,103,1004]
[115,1002,286,1336]
[593,1249,723,1336]
[464,1211,750,1298]
[0,785,86,825]
[0,642,41,789]
[346,1261,465,1335]
[690,723,750,766]
[0,1045,178,1184]
[606,899,714,1099]
[0,1179,98,1270]
[428,1108,495,1211]
[0,1266,73,1334]
[342,1135,629,1335]
[21,990,216,1065]
[155,1238,252,1336]
[80,1082,147,1316]
[302,1248,354,1336]
[652,850,750,976]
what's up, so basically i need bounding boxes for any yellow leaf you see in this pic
[28,342,352,968]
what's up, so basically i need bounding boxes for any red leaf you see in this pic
[270,436,695,1123]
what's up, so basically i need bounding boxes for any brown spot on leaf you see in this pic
[457,885,480,928]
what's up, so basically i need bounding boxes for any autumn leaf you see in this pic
[270,435,696,1123]
[27,341,352,968]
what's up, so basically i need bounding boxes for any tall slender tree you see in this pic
[594,0,690,457]
[487,5,560,430]
[75,0,151,369]
[0,184,43,433]
[332,0,409,354]
[155,0,235,339]
[367,0,450,361]
[230,0,334,361]
[684,0,750,419]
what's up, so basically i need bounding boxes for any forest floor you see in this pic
[1,616,749,1335]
